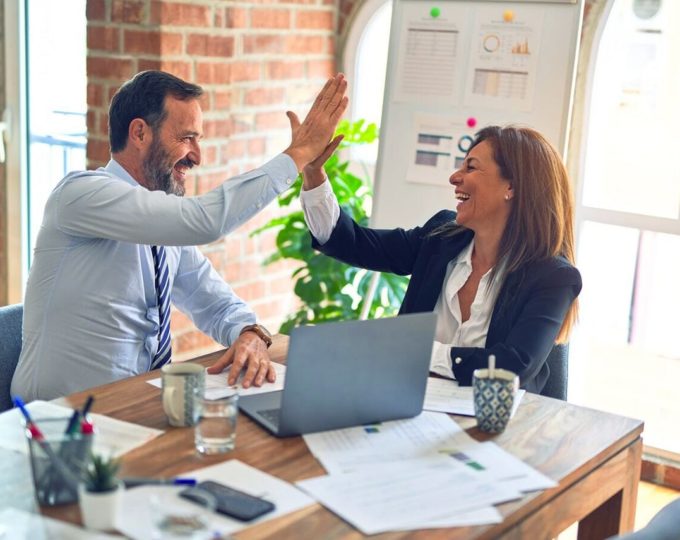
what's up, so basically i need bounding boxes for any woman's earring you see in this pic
[504,194,510,201]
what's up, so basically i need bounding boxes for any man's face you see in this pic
[142,97,203,196]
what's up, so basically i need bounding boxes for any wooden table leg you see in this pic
[577,438,642,540]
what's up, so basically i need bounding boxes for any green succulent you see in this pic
[84,453,121,493]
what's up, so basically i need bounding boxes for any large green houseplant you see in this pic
[252,119,409,334]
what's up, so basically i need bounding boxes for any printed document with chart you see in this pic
[298,412,556,533]
[463,5,544,111]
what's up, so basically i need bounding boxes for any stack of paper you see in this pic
[299,411,556,534]
[146,363,286,399]
[297,462,514,534]
[0,400,163,458]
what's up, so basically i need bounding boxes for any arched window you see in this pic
[341,0,392,164]
[572,0,680,454]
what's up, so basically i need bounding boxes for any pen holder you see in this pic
[26,417,94,506]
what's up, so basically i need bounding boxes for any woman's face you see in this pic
[449,140,513,235]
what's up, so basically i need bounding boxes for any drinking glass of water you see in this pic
[194,394,239,455]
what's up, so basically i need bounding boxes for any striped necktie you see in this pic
[150,245,172,369]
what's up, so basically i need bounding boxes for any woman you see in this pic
[300,125,581,394]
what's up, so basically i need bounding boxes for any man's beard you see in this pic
[141,137,190,196]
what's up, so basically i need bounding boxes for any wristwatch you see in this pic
[240,323,273,348]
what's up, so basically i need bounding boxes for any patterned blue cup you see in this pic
[472,368,519,433]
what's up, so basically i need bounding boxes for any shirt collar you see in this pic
[104,159,141,188]
[455,238,474,268]
[454,238,505,284]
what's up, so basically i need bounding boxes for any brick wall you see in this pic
[2,0,596,341]
[86,0,339,359]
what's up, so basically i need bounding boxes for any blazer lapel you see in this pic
[410,231,474,312]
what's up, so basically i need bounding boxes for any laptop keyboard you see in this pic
[257,408,281,428]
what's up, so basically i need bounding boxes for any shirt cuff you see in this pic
[300,178,334,203]
[429,341,455,379]
[226,321,255,347]
[300,179,340,245]
[260,154,300,194]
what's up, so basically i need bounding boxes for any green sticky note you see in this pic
[430,7,441,18]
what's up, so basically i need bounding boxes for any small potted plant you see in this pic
[78,453,123,531]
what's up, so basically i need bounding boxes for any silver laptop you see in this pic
[238,312,436,437]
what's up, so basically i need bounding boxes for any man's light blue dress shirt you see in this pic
[11,155,298,401]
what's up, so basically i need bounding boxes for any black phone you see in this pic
[180,480,276,522]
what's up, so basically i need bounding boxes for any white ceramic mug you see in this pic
[161,363,205,427]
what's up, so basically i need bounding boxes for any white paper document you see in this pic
[303,411,476,474]
[463,5,544,111]
[406,113,462,186]
[424,377,525,417]
[0,400,163,458]
[296,462,518,535]
[147,363,286,399]
[0,507,119,539]
[303,411,554,494]
[398,506,502,531]
[393,2,470,104]
[461,441,557,493]
[296,407,555,534]
[117,459,315,540]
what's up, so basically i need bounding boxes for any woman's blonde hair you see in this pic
[443,125,578,342]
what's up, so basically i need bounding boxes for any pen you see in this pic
[13,396,42,435]
[80,395,95,434]
[122,477,198,488]
[81,395,95,418]
[64,409,81,435]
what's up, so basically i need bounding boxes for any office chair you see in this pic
[540,343,569,401]
[608,496,680,539]
[0,303,23,412]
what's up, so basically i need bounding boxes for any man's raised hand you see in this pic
[284,73,348,172]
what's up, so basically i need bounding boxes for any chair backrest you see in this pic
[608,496,680,540]
[0,303,23,412]
[541,343,569,401]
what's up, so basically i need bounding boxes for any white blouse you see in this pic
[301,180,503,380]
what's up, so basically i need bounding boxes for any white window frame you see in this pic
[568,0,680,461]
[3,0,28,303]
[339,0,392,124]
[571,0,680,245]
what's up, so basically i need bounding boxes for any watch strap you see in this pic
[240,324,273,348]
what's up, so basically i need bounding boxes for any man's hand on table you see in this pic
[206,332,276,388]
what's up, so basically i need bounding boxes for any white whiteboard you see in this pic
[372,0,584,229]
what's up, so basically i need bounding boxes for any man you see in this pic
[11,70,347,401]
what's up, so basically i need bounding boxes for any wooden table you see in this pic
[39,335,642,539]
